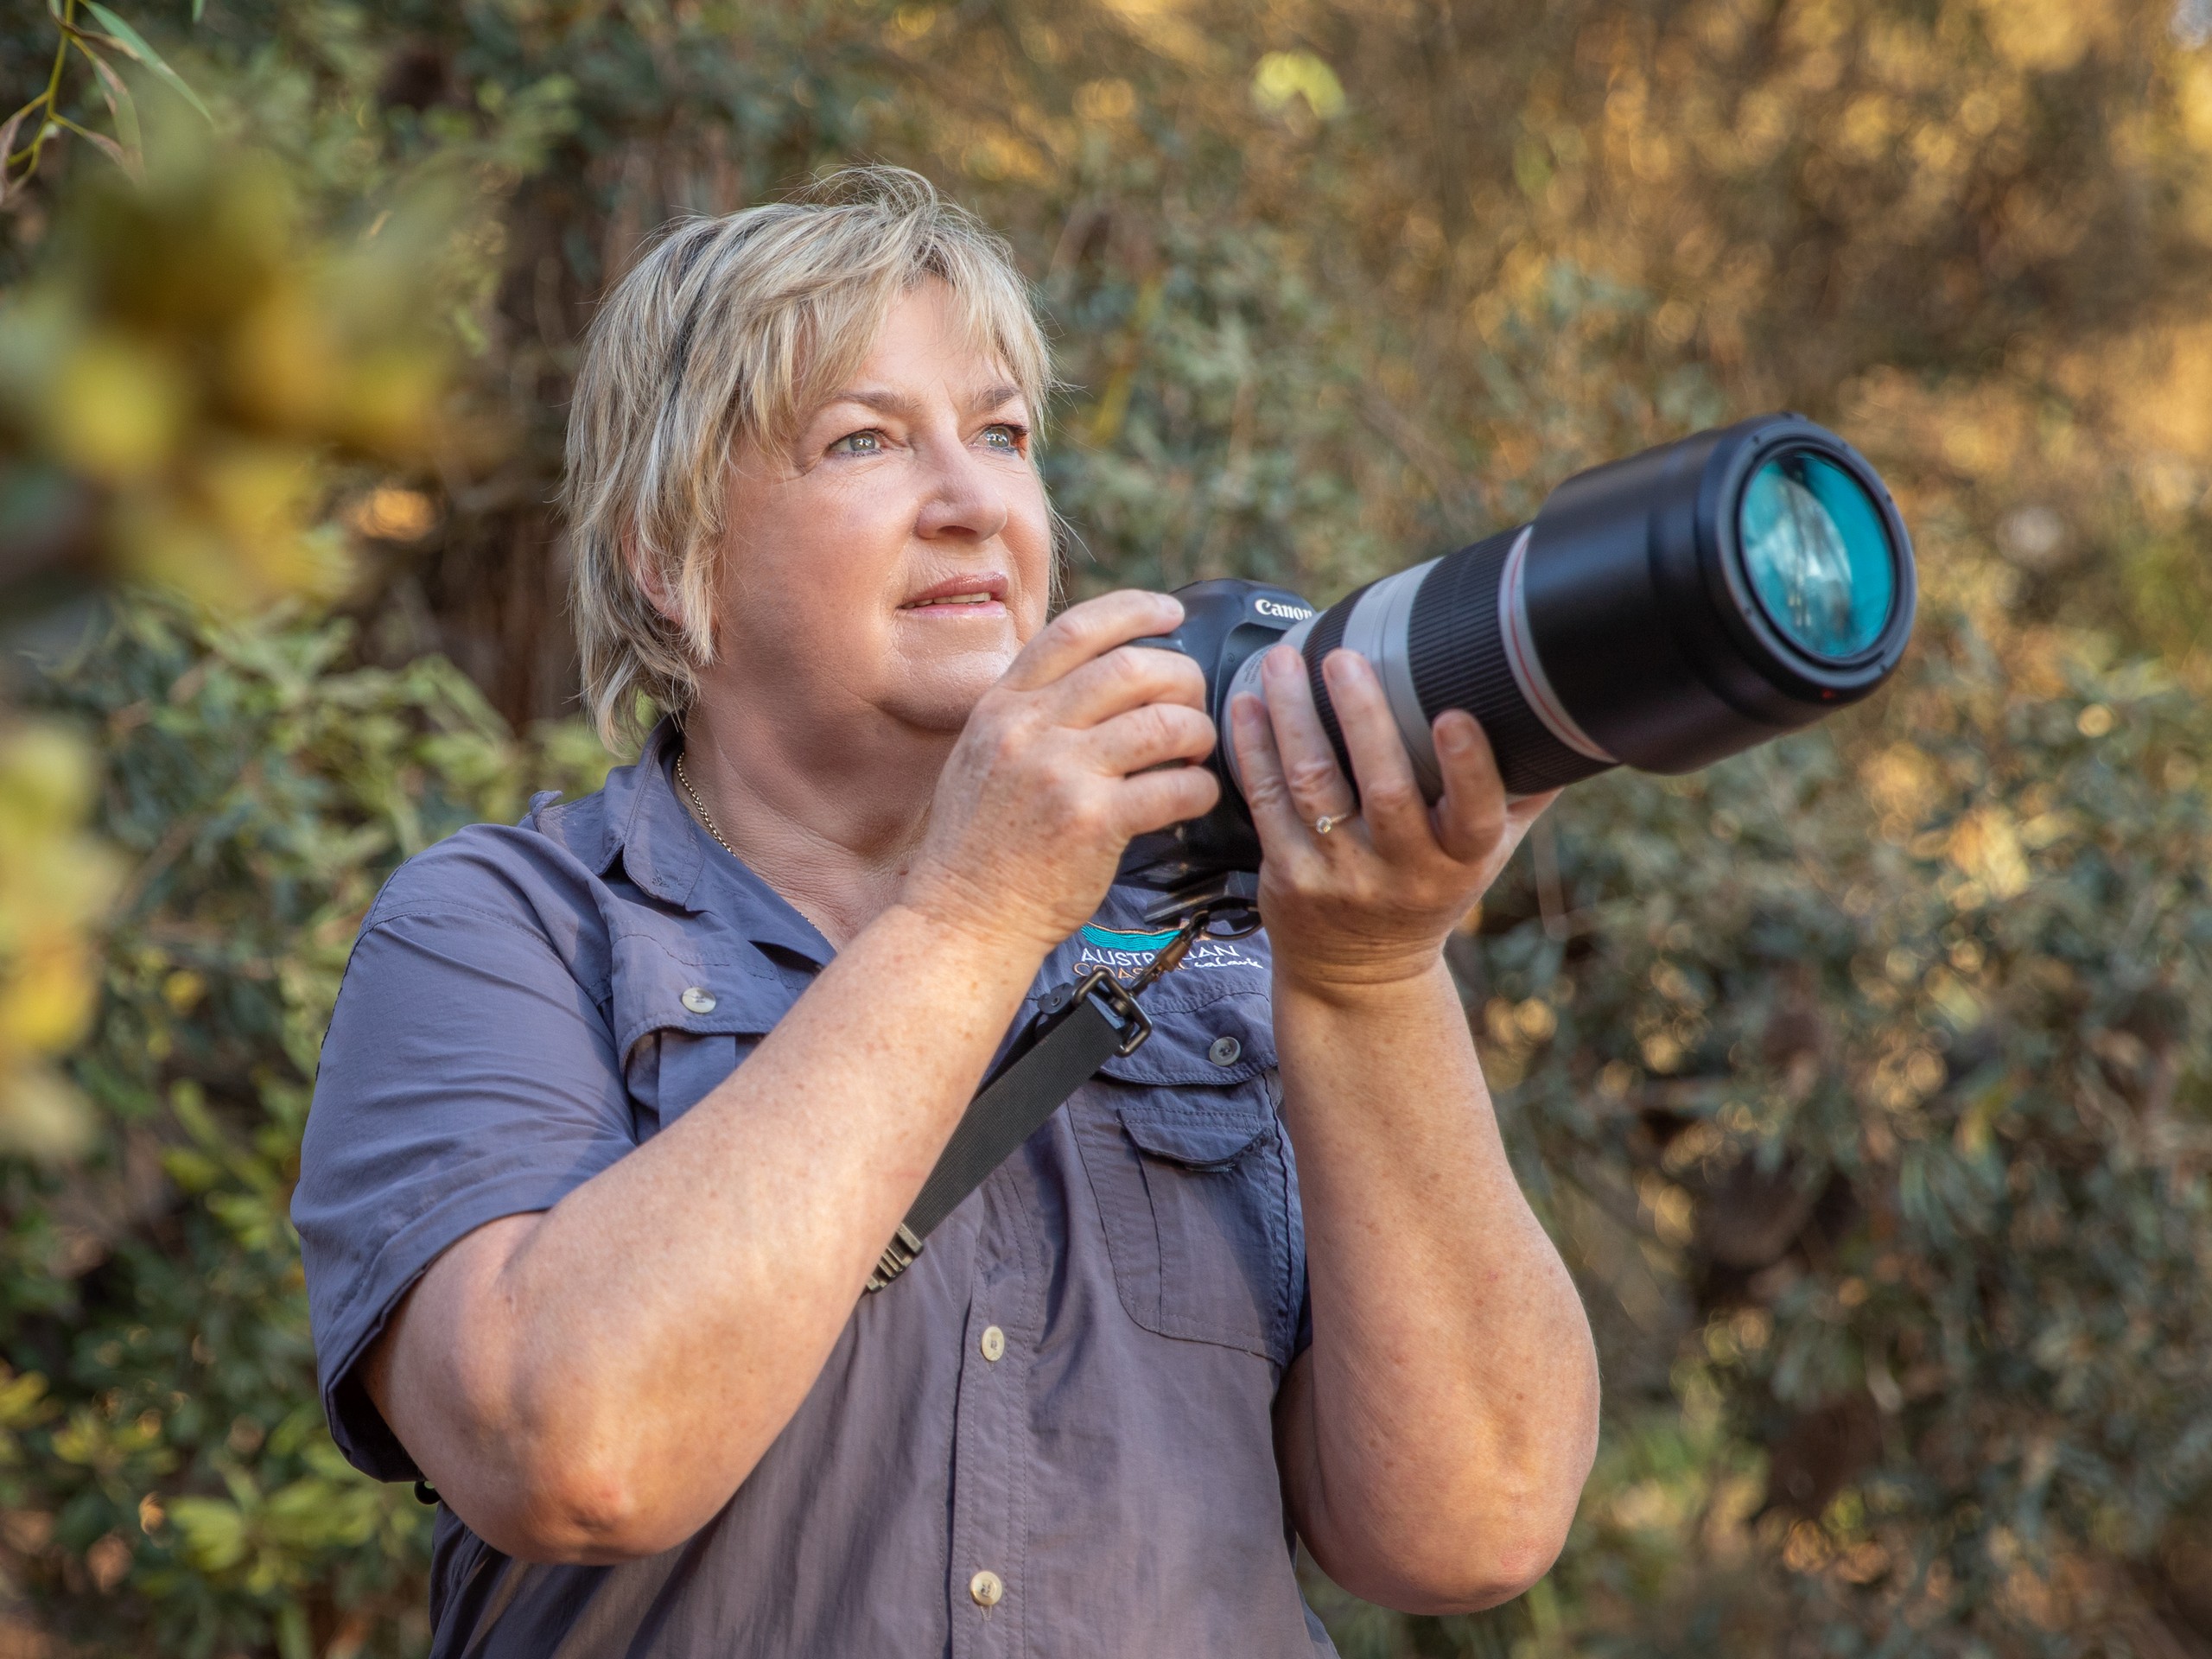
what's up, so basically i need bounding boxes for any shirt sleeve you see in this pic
[295,887,636,1482]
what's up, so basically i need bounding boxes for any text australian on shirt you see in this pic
[293,720,1334,1658]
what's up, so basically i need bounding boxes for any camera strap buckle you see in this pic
[1065,966,1155,1055]
[864,914,1220,1292]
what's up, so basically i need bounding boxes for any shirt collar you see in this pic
[594,718,833,967]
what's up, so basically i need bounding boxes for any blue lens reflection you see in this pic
[1737,453,1895,660]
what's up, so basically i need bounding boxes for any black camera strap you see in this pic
[865,895,1253,1292]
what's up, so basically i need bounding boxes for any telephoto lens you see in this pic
[1118,412,1916,907]
[1224,411,1914,802]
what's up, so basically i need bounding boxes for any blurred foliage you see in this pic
[3,0,210,200]
[3,0,2212,1654]
[3,602,608,1656]
[1467,619,2212,1655]
[1,143,468,613]
[0,5,499,1209]
[0,721,116,1163]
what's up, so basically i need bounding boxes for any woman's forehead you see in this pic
[847,283,1019,384]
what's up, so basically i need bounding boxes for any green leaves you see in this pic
[80,3,211,124]
[1477,613,2212,1650]
[74,40,142,167]
[3,3,215,198]
[0,596,603,1652]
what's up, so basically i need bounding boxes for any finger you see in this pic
[1429,709,1513,866]
[1227,690,1314,851]
[1000,590,1185,692]
[1040,639,1208,730]
[1082,700,1217,777]
[1114,762,1222,839]
[1321,650,1434,863]
[1257,645,1356,828]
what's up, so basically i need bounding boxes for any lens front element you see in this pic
[1737,451,1896,661]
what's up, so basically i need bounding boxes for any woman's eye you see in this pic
[828,429,883,456]
[982,423,1026,453]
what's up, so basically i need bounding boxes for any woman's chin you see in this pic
[883,659,1012,736]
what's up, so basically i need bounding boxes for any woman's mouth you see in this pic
[900,574,1009,615]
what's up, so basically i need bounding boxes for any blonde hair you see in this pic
[562,166,1052,747]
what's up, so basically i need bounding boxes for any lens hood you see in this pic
[1527,413,1915,774]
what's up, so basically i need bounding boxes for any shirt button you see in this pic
[980,1325,1006,1362]
[969,1568,1004,1607]
[681,987,716,1014]
[1207,1035,1242,1066]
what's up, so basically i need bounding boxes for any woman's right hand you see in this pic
[901,589,1221,955]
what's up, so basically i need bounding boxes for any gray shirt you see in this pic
[295,721,1334,1657]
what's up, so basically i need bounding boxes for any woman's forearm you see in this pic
[1273,959,1599,1611]
[371,899,1044,1562]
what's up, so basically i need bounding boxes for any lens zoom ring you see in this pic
[1408,532,1613,796]
[1300,582,1368,793]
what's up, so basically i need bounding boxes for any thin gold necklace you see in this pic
[674,751,741,861]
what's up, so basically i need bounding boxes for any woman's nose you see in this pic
[913,438,1010,544]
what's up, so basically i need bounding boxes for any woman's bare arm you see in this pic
[1271,965,1598,1611]
[362,592,1219,1564]
[1230,646,1599,1611]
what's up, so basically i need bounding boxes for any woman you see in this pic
[296,168,1599,1657]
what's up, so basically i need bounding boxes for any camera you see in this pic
[1117,413,1917,922]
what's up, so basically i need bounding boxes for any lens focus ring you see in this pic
[1408,529,1613,798]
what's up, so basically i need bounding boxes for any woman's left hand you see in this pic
[1229,644,1557,999]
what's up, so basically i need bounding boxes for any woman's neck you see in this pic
[671,708,951,949]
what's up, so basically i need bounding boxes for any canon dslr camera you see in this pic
[1119,412,1917,920]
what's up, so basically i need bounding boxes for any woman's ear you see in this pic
[625,531,688,632]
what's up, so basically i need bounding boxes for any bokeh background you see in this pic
[5,1,2212,1653]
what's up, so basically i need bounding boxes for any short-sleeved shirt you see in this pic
[294,720,1333,1657]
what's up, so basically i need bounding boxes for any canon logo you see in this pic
[1254,598,1313,621]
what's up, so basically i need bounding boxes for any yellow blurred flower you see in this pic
[227,281,345,434]
[0,723,121,1161]
[199,440,318,575]
[341,347,450,455]
[46,334,189,483]
[1,134,474,614]
[0,926,99,1056]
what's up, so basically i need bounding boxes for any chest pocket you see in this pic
[1072,988,1302,1365]
[605,926,791,1141]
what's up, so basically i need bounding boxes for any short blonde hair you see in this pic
[562,167,1052,747]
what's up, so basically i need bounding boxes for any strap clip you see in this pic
[867,1222,925,1292]
[1069,965,1154,1056]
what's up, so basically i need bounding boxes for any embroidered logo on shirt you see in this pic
[1076,923,1257,977]
[1080,925,1180,954]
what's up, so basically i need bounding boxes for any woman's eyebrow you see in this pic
[829,386,925,423]
[822,383,1026,422]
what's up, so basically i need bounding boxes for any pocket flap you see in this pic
[1116,1099,1272,1169]
[1092,988,1275,1086]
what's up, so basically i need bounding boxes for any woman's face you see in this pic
[702,280,1052,747]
